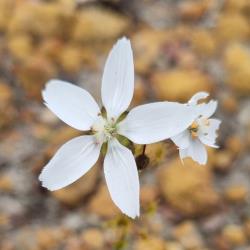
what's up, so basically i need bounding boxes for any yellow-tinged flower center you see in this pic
[91,116,118,143]
[189,121,199,139]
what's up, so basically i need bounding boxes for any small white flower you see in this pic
[39,37,198,218]
[171,92,221,165]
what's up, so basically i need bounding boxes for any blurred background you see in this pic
[0,0,250,249]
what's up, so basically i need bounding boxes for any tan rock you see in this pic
[133,236,166,250]
[226,135,245,156]
[222,224,247,246]
[224,44,250,95]
[132,29,168,74]
[221,95,238,113]
[7,35,33,61]
[224,185,248,203]
[0,213,10,227]
[178,0,213,21]
[87,184,119,218]
[81,228,104,249]
[0,175,13,192]
[59,45,83,74]
[215,14,249,43]
[158,158,219,216]
[151,69,213,102]
[52,163,100,206]
[173,221,204,249]
[165,241,184,250]
[36,227,69,250]
[0,0,15,31]
[213,151,232,173]
[73,7,129,43]
[39,38,64,63]
[140,185,159,206]
[191,30,216,57]
[16,56,57,100]
[8,2,73,38]
[224,0,250,12]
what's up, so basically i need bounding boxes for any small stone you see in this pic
[59,45,83,74]
[132,29,167,74]
[8,2,73,38]
[178,0,213,21]
[158,158,219,216]
[213,151,232,173]
[225,0,250,11]
[73,7,129,43]
[0,0,15,31]
[133,236,166,250]
[215,14,249,43]
[165,241,184,250]
[226,135,245,156]
[39,38,64,62]
[224,185,248,203]
[0,175,13,192]
[222,224,247,246]
[140,185,159,206]
[87,184,119,218]
[224,43,250,95]
[7,35,33,61]
[151,69,213,102]
[36,227,69,250]
[221,95,238,113]
[191,29,216,57]
[0,213,10,227]
[81,228,104,249]
[173,221,204,249]
[16,56,57,100]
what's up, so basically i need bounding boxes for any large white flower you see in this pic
[171,92,221,165]
[39,37,198,218]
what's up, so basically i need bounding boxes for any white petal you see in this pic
[199,118,221,147]
[39,135,101,191]
[171,130,191,149]
[101,37,134,119]
[179,140,207,165]
[104,138,139,218]
[188,92,209,105]
[43,80,100,131]
[199,100,218,118]
[118,102,198,144]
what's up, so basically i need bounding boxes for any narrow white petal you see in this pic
[39,135,101,191]
[199,100,218,118]
[118,102,198,144]
[188,92,209,105]
[43,80,100,131]
[101,37,134,119]
[180,140,207,165]
[171,130,191,149]
[104,138,139,218]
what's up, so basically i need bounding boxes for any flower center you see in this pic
[188,121,199,139]
[91,116,117,143]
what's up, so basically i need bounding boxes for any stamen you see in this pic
[189,121,199,139]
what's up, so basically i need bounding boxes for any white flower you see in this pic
[39,37,198,218]
[171,92,221,165]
